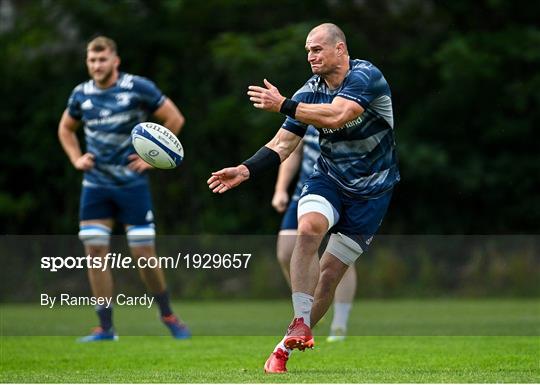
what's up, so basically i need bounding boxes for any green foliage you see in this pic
[1,1,538,235]
[0,1,538,296]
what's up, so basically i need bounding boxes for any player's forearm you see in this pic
[274,145,302,192]
[241,129,300,180]
[294,102,347,130]
[58,126,83,166]
[265,128,302,162]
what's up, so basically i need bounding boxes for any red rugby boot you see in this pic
[284,317,314,351]
[264,348,289,373]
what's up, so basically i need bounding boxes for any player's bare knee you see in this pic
[297,215,327,236]
[131,245,155,260]
[85,244,109,257]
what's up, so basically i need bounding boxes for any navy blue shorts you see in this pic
[79,183,154,226]
[299,171,393,250]
[280,199,299,230]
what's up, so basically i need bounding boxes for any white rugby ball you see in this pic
[131,122,184,169]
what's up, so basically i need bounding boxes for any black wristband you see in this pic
[242,146,281,178]
[279,98,298,119]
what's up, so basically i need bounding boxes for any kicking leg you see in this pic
[310,252,349,328]
[311,232,363,329]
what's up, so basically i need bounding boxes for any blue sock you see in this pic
[154,291,173,317]
[96,305,113,331]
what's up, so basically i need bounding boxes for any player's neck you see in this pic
[323,58,350,90]
[94,71,119,89]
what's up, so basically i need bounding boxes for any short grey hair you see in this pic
[310,23,347,46]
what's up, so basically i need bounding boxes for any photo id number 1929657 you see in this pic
[180,253,252,269]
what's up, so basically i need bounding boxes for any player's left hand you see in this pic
[207,165,250,194]
[127,154,153,173]
[247,79,286,112]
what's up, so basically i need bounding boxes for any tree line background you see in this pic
[0,0,538,298]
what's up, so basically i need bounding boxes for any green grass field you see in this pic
[1,299,539,383]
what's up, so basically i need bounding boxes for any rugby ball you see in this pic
[131,122,184,169]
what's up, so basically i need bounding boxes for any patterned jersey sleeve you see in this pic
[337,66,375,109]
[133,76,166,113]
[66,85,82,120]
[281,86,313,137]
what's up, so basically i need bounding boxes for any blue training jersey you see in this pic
[66,72,166,188]
[291,126,320,201]
[282,59,400,198]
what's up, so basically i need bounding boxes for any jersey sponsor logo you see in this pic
[343,115,364,129]
[320,114,364,134]
[81,99,94,110]
[321,126,344,134]
[86,111,138,127]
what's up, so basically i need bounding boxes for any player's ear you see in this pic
[115,55,121,67]
[336,42,345,56]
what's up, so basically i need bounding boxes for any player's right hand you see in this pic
[272,190,289,213]
[74,153,95,171]
[207,165,250,194]
[247,79,286,113]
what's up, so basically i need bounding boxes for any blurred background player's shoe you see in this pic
[264,348,289,373]
[284,317,314,351]
[78,326,118,342]
[161,314,191,339]
[326,328,346,342]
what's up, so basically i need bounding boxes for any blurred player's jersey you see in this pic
[67,72,165,188]
[283,59,400,198]
[291,126,320,201]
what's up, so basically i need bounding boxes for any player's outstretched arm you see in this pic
[208,128,301,195]
[248,79,364,130]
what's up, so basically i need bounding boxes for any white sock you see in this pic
[330,302,352,331]
[273,337,292,355]
[292,292,314,327]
